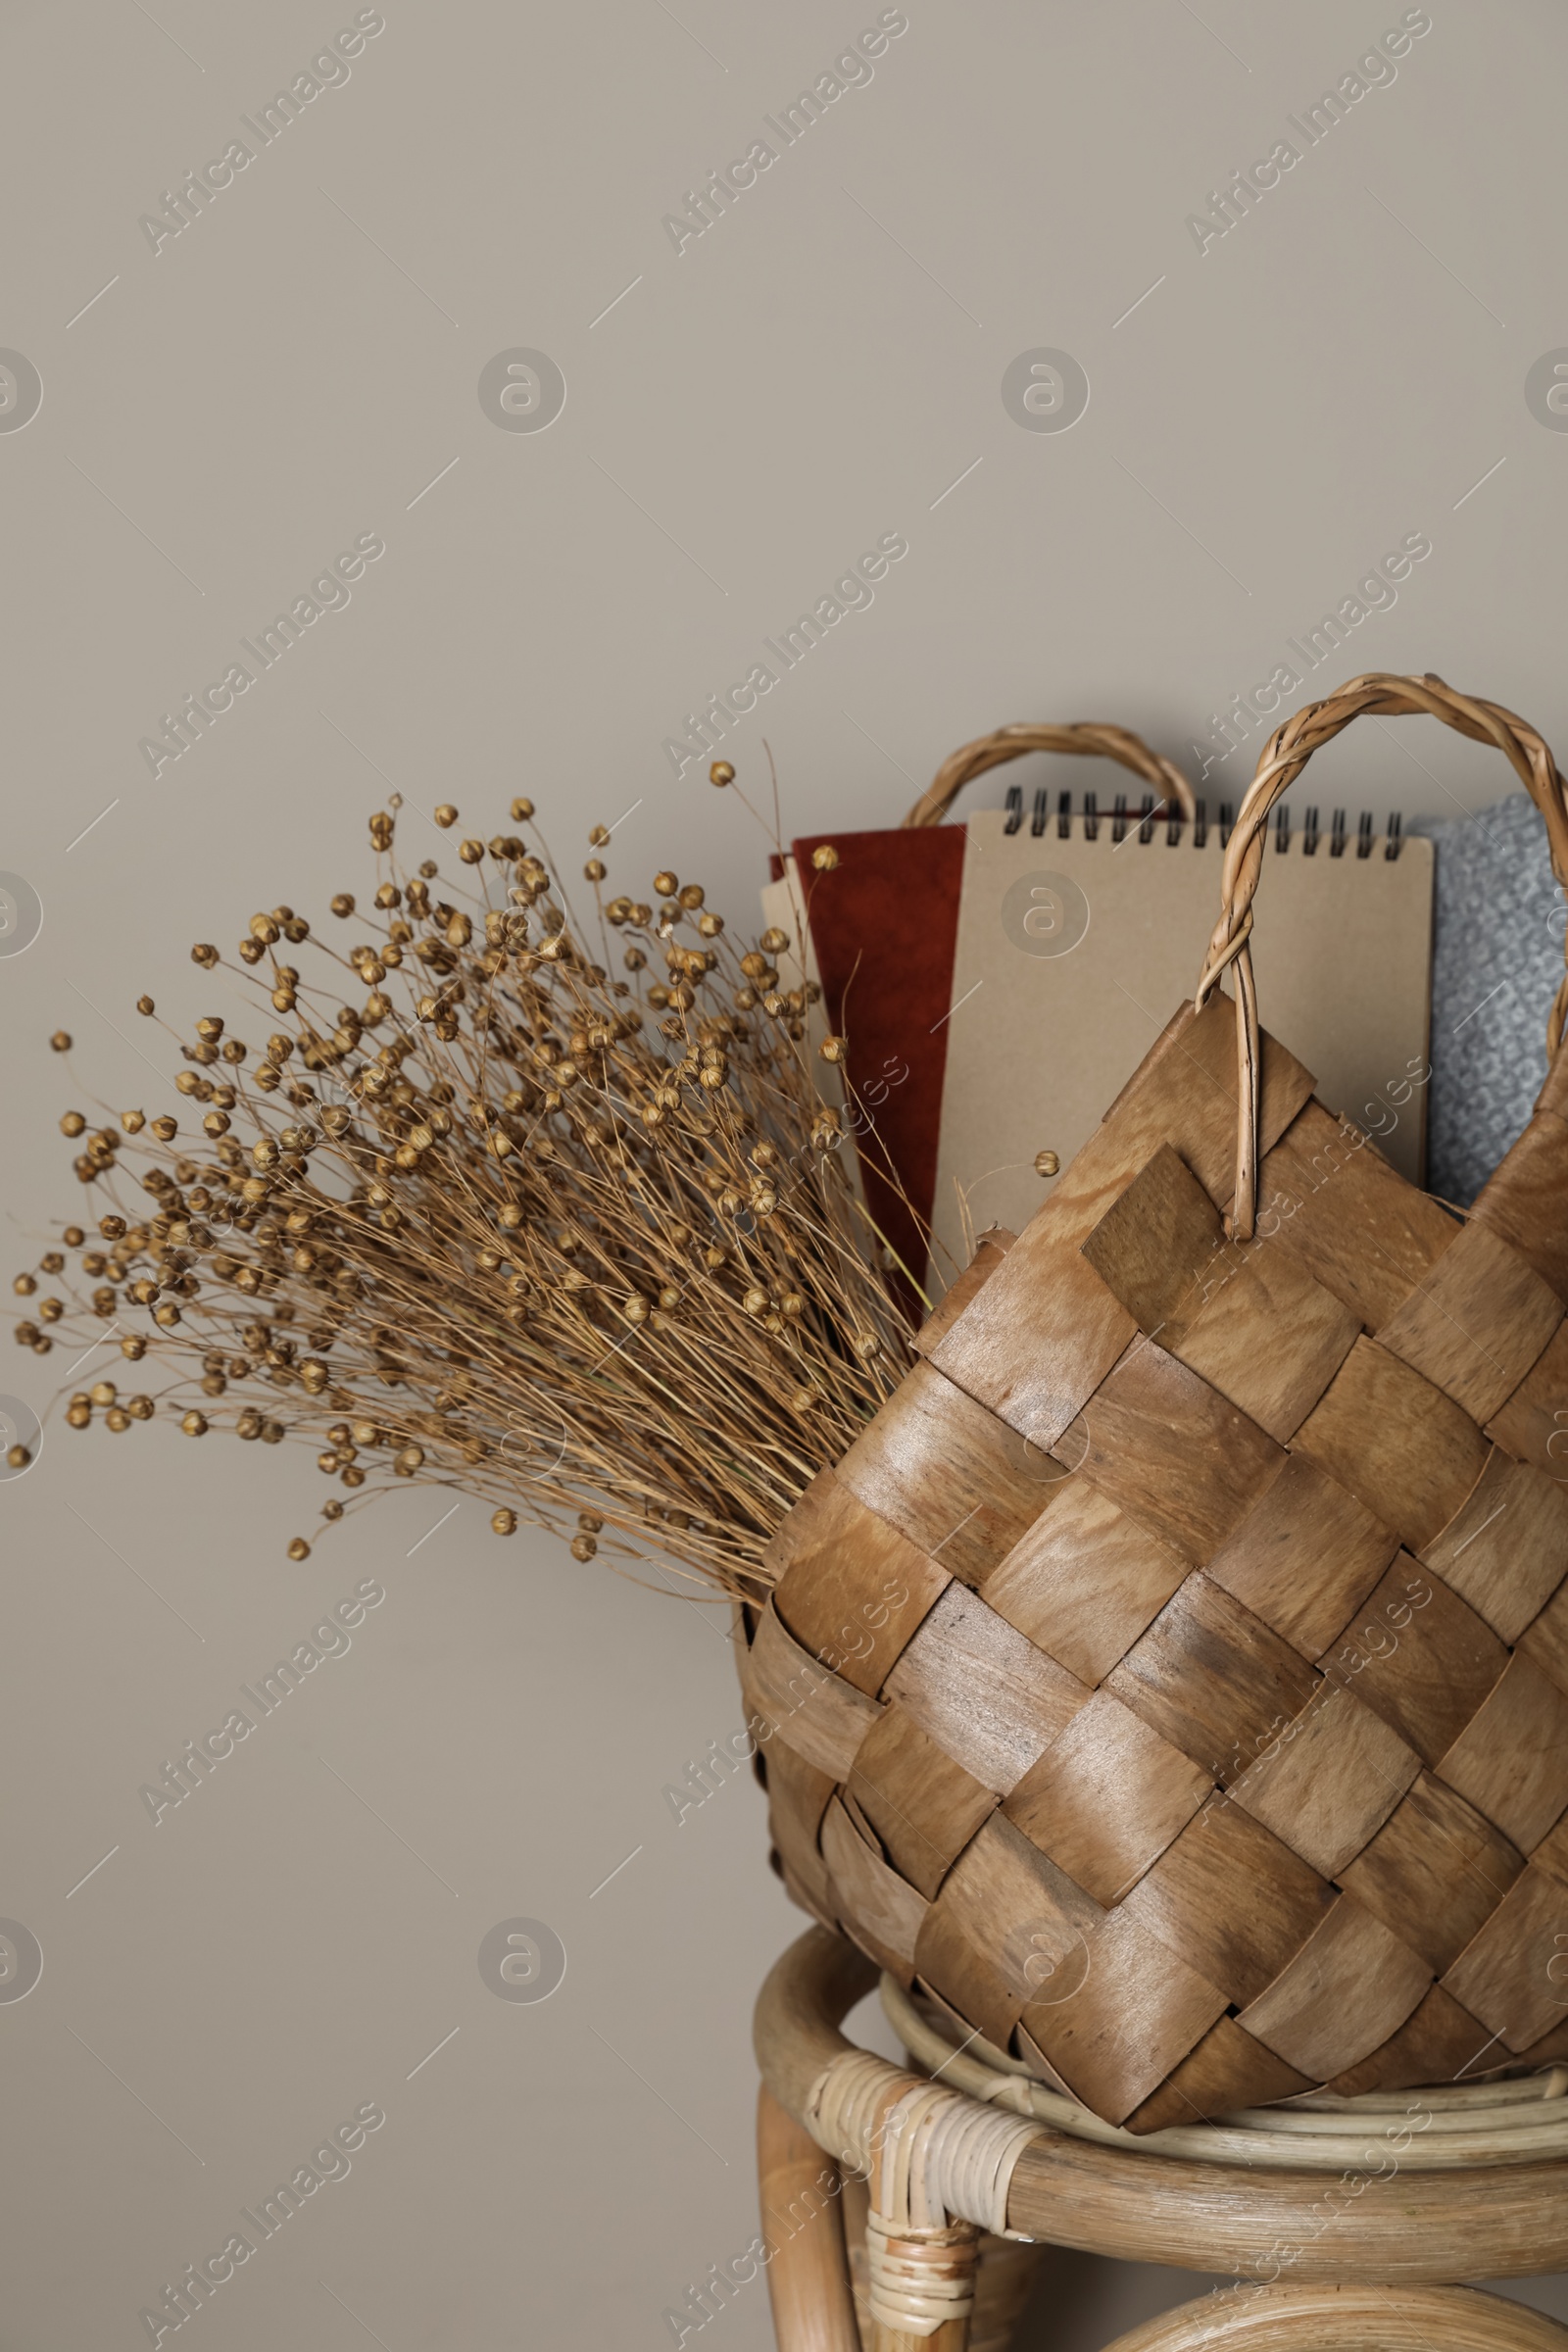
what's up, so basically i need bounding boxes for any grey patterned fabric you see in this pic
[1412,793,1565,1206]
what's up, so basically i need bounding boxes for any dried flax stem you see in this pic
[11,780,918,1600]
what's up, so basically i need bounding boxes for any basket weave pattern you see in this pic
[744,676,1568,2133]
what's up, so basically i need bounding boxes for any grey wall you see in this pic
[4,1,1568,2343]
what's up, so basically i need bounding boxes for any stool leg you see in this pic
[758,2083,860,2351]
[862,2216,980,2351]
[968,2234,1048,2352]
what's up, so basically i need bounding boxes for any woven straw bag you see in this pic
[743,672,1568,2132]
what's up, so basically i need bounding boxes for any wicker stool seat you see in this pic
[755,1925,1568,2351]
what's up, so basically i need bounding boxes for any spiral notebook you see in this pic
[763,793,1435,1293]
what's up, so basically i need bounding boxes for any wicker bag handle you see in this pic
[903,721,1197,828]
[1196,670,1568,1241]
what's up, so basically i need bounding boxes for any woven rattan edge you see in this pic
[880,1975,1568,2171]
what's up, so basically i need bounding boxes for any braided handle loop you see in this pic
[904,721,1197,829]
[1197,671,1568,1241]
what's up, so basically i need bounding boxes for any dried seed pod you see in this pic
[24,777,911,1603]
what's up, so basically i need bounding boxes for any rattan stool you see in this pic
[755,1926,1568,2351]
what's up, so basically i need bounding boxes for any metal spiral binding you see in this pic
[997,789,1403,854]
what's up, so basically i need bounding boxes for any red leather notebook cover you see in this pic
[789,828,965,1303]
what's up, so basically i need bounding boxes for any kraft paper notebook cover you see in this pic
[763,803,1435,1296]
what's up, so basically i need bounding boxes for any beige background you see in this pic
[5,0,1568,2342]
